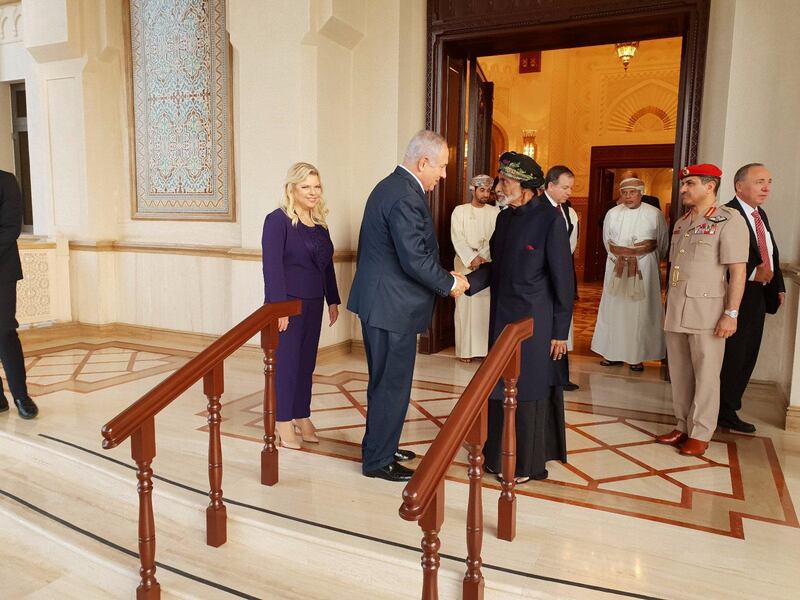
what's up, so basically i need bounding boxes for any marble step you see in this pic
[0,431,570,600]
[0,496,223,599]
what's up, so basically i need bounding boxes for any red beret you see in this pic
[680,163,722,179]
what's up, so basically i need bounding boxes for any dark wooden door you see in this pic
[585,169,617,282]
[583,144,675,283]
[419,57,494,354]
[418,55,466,354]
[467,60,494,184]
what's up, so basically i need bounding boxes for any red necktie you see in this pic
[752,210,770,266]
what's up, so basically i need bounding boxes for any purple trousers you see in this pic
[275,296,324,422]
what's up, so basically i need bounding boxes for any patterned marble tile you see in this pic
[203,369,798,539]
[2,342,193,394]
[669,466,734,495]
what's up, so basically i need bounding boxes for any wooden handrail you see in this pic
[400,317,533,521]
[399,317,533,600]
[100,300,301,599]
[102,300,301,449]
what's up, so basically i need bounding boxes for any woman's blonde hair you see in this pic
[281,162,329,229]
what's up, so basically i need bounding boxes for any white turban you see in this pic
[620,177,645,193]
[469,174,493,190]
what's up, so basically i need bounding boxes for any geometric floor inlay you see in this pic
[201,370,799,539]
[7,342,193,394]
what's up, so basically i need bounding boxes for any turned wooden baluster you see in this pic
[419,480,445,600]
[204,363,227,547]
[497,350,520,542]
[132,418,160,600]
[464,404,488,599]
[261,320,280,485]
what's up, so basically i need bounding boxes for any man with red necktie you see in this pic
[719,163,784,433]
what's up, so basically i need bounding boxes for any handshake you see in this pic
[450,272,470,298]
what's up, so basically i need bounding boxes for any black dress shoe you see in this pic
[394,449,417,462]
[0,394,8,413]
[364,461,414,482]
[718,415,756,433]
[563,382,580,391]
[14,396,38,420]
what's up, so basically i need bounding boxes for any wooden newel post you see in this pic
[464,404,488,600]
[261,320,280,486]
[204,363,227,547]
[132,417,160,600]
[498,349,520,542]
[419,480,445,600]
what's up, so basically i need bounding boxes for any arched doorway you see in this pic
[419,0,710,354]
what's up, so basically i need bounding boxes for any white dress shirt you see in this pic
[736,196,774,279]
[544,192,569,230]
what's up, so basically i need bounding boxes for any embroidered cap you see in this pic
[679,163,722,179]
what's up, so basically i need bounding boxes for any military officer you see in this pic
[656,164,748,457]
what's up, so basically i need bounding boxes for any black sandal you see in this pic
[600,360,623,367]
[629,363,644,372]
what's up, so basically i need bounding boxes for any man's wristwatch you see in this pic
[724,309,739,319]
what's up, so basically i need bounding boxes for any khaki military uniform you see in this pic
[665,205,748,441]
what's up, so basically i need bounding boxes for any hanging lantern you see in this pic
[522,129,537,159]
[615,41,639,72]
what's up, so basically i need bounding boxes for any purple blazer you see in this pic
[261,208,340,305]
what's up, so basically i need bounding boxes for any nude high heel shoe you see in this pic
[276,421,301,450]
[293,418,319,443]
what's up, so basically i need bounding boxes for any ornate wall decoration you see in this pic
[602,72,679,135]
[17,251,52,324]
[0,3,23,45]
[129,0,233,220]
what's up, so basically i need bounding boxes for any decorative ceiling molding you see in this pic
[0,3,22,45]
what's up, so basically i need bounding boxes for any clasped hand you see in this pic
[469,255,487,270]
[450,272,470,298]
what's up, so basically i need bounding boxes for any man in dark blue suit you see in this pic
[348,130,468,481]
[0,169,38,418]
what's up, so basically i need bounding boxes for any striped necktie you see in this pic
[752,209,770,265]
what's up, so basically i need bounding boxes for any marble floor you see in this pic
[1,329,799,599]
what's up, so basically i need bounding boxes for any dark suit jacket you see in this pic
[725,198,784,313]
[467,197,575,400]
[261,208,340,305]
[347,166,453,334]
[0,170,23,284]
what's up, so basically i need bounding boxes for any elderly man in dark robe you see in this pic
[466,152,575,482]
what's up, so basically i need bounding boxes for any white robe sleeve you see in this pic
[450,206,477,266]
[477,207,498,261]
[568,206,579,255]
[655,210,669,259]
[602,208,614,253]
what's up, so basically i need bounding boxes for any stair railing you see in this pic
[399,317,533,600]
[101,300,301,600]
